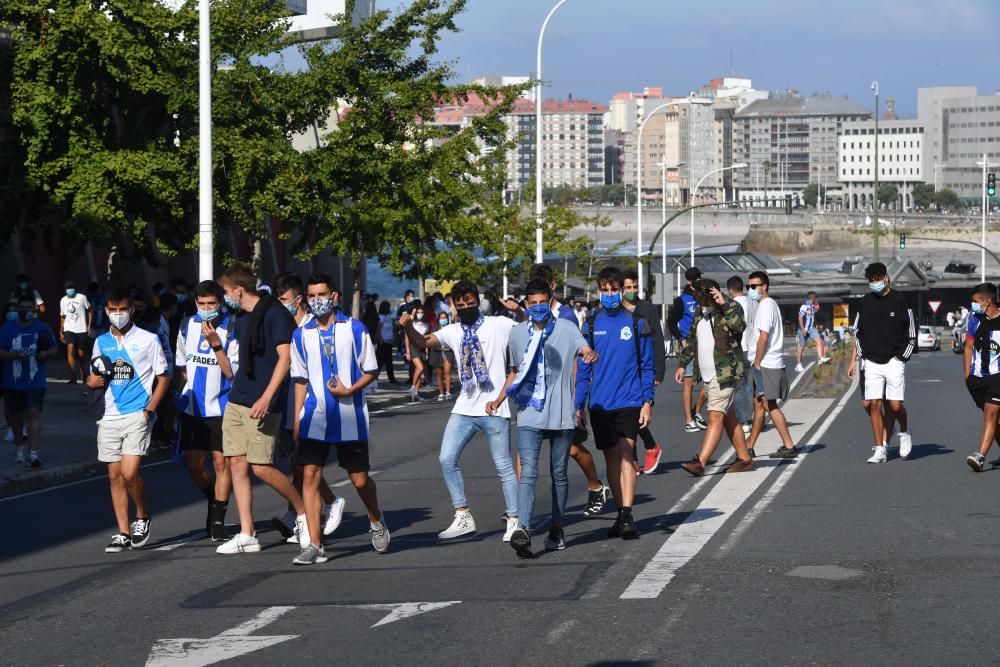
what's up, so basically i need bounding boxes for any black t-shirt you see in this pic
[229,306,294,409]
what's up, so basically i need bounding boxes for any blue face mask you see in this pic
[310,298,335,317]
[6,311,17,322]
[600,292,623,311]
[868,281,886,294]
[971,301,986,315]
[66,289,76,297]
[224,294,240,310]
[747,287,761,302]
[198,308,219,322]
[284,300,299,315]
[526,303,552,324]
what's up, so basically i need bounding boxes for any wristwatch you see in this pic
[212,344,224,352]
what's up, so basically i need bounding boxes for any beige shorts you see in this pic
[98,411,153,463]
[705,378,736,414]
[222,401,281,465]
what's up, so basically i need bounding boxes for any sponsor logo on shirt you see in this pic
[110,358,135,383]
[620,326,633,341]
[198,338,211,353]
[188,354,219,366]
[889,312,895,318]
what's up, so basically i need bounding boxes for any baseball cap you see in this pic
[685,267,702,281]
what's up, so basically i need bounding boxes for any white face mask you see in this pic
[108,311,131,330]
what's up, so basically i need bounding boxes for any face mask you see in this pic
[414,311,425,321]
[175,292,188,303]
[108,311,131,330]
[17,310,35,322]
[600,292,623,311]
[623,290,637,302]
[66,289,76,297]
[224,293,240,310]
[971,301,986,315]
[6,312,18,322]
[457,306,480,326]
[309,298,335,317]
[198,308,219,322]
[748,287,761,302]
[438,317,448,326]
[527,303,552,323]
[868,281,885,294]
[17,282,27,290]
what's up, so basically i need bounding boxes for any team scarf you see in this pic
[505,317,556,410]
[459,315,493,395]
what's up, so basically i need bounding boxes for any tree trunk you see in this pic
[563,256,569,300]
[352,257,363,320]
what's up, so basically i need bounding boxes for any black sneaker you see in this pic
[209,502,229,542]
[130,517,151,548]
[544,526,566,551]
[607,512,624,538]
[28,453,43,468]
[509,528,532,559]
[620,512,639,540]
[967,452,986,472]
[584,484,609,516]
[769,446,799,459]
[748,447,757,459]
[105,533,131,553]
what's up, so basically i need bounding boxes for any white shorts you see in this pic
[863,358,905,402]
[98,411,154,463]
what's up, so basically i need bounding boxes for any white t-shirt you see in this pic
[435,316,515,418]
[755,297,785,369]
[734,294,757,356]
[60,294,91,334]
[696,317,717,383]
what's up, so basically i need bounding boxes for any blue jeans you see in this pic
[439,414,518,515]
[516,427,573,532]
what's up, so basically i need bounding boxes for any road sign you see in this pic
[928,300,942,314]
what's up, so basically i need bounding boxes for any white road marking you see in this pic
[0,459,173,503]
[715,377,858,557]
[343,601,462,628]
[619,398,833,599]
[331,470,380,487]
[145,606,298,667]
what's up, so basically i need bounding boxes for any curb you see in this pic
[0,389,435,500]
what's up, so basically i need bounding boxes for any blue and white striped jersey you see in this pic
[283,312,314,430]
[291,316,378,443]
[92,325,168,420]
[967,313,1000,378]
[174,314,240,418]
[799,301,816,331]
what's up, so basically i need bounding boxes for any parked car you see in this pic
[917,326,940,351]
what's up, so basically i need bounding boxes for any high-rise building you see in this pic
[838,118,925,211]
[732,93,871,203]
[918,86,1000,201]
[504,97,609,191]
[609,87,668,133]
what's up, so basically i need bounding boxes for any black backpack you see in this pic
[584,308,644,378]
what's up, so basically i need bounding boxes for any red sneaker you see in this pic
[644,444,663,475]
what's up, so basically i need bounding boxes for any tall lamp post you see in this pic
[689,163,748,264]
[635,101,674,295]
[535,0,571,263]
[198,0,213,281]
[871,81,880,262]
[656,160,685,321]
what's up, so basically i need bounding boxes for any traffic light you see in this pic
[899,233,906,250]
[989,173,996,198]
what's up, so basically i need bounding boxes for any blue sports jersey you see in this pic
[290,316,378,443]
[575,308,655,412]
[967,313,1000,378]
[799,301,816,331]
[0,320,57,390]
[175,314,240,418]
[92,325,168,419]
[678,292,698,339]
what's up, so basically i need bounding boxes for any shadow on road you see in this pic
[905,443,954,460]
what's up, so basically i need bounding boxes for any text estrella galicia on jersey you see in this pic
[111,358,136,383]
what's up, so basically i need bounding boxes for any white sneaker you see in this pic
[794,363,805,372]
[898,431,913,459]
[13,446,25,463]
[502,515,518,543]
[818,356,831,365]
[323,497,346,536]
[866,445,887,464]
[438,510,476,539]
[295,514,309,548]
[741,422,751,437]
[216,532,261,554]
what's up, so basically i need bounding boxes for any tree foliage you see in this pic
[934,188,960,211]
[878,184,898,208]
[802,183,818,207]
[911,182,935,209]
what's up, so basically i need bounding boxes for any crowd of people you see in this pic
[13,255,1000,565]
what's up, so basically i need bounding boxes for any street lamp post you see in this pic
[535,0,571,264]
[636,101,674,295]
[871,81,880,262]
[689,163,748,264]
[198,0,213,281]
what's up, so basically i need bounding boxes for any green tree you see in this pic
[934,188,960,211]
[911,182,935,209]
[802,183,819,207]
[878,184,898,209]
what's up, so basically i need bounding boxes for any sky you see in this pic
[325,0,1000,117]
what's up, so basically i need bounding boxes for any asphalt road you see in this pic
[1,347,994,666]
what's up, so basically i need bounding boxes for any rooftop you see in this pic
[736,93,870,119]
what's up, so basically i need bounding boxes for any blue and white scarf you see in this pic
[505,318,556,410]
[460,316,493,395]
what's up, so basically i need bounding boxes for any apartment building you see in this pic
[838,115,925,211]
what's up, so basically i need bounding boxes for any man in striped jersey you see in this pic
[847,263,916,463]
[290,274,388,565]
[963,283,1000,472]
[795,291,830,372]
[174,281,239,541]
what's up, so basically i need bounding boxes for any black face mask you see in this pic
[457,306,480,326]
